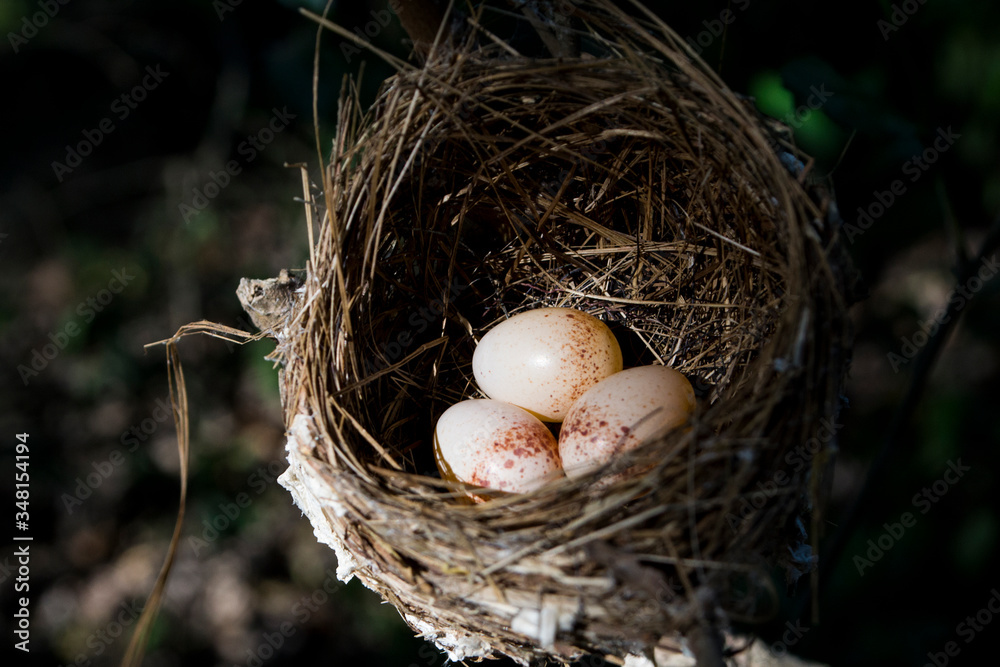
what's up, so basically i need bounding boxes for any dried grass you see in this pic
[271,1,856,663]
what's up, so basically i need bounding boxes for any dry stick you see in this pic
[799,211,1000,620]
[310,1,355,342]
[120,341,190,667]
[286,162,316,270]
[119,324,265,666]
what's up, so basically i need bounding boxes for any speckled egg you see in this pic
[559,365,695,479]
[434,399,563,498]
[472,307,623,422]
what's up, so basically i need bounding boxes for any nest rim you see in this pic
[275,2,855,664]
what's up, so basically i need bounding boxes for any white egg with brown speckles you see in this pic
[559,365,695,479]
[434,399,563,499]
[472,307,623,422]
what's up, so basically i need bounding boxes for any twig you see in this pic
[120,341,190,667]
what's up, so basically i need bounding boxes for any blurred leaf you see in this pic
[749,70,793,118]
[791,109,845,162]
[748,68,848,161]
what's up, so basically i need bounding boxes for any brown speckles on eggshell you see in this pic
[558,365,695,480]
[435,399,563,497]
[471,307,623,421]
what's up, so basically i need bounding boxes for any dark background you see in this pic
[1,1,998,666]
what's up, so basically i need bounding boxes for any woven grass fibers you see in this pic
[275,2,855,664]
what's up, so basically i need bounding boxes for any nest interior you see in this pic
[275,2,855,664]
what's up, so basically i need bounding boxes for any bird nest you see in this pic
[272,2,855,664]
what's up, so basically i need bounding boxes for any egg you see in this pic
[472,307,623,422]
[434,399,563,499]
[558,365,695,479]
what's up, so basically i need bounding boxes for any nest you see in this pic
[274,2,855,664]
